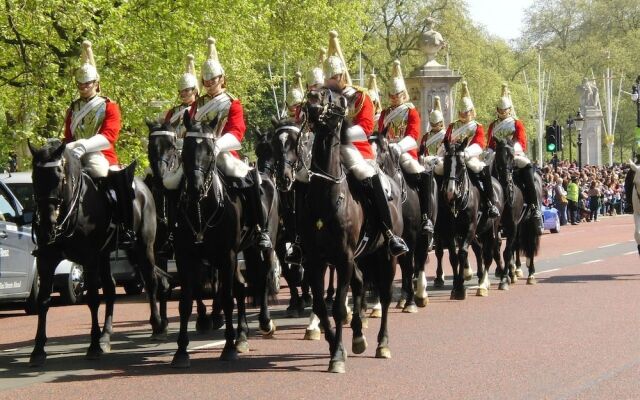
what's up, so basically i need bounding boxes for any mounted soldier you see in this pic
[189,37,271,249]
[367,73,383,125]
[285,71,305,120]
[435,81,500,218]
[419,95,446,163]
[378,60,434,235]
[487,83,543,231]
[63,40,136,245]
[162,54,199,139]
[323,31,407,256]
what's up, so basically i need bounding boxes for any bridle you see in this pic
[273,124,301,192]
[444,149,470,215]
[495,142,515,205]
[33,156,83,244]
[149,130,179,174]
[306,94,347,184]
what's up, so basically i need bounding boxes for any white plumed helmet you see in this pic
[307,48,327,88]
[75,40,99,83]
[323,31,352,85]
[287,71,305,106]
[429,96,444,125]
[497,83,512,109]
[388,60,407,96]
[457,81,474,112]
[201,37,224,81]
[178,54,198,92]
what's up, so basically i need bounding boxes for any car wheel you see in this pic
[24,273,39,315]
[123,280,144,295]
[60,263,84,305]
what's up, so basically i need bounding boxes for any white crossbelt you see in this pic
[70,96,106,137]
[451,121,478,141]
[194,95,230,122]
[170,105,191,125]
[383,103,409,128]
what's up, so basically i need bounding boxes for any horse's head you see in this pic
[494,137,515,182]
[371,126,399,175]
[29,140,80,241]
[304,88,347,133]
[181,110,219,200]
[442,138,469,205]
[269,116,300,191]
[146,118,178,185]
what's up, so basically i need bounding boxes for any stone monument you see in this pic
[405,17,461,135]
[576,78,603,166]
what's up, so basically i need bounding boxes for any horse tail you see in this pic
[518,216,540,259]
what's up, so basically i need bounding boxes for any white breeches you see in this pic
[432,155,484,175]
[81,152,109,178]
[400,154,425,174]
[217,152,251,178]
[514,153,531,169]
[340,144,376,180]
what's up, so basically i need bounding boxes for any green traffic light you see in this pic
[547,143,556,152]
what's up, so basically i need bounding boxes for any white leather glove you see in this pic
[71,143,86,159]
[389,143,402,158]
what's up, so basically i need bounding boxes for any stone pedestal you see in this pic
[405,65,461,135]
[580,106,603,166]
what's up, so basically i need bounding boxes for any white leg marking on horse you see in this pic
[416,270,428,298]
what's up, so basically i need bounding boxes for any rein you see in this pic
[309,108,347,184]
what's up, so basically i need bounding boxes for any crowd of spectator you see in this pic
[537,160,629,226]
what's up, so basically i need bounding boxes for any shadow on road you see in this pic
[540,273,640,284]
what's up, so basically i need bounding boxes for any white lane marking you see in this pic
[582,259,603,265]
[562,251,583,256]
[598,243,618,248]
[624,251,637,256]
[190,340,226,351]
[537,268,559,274]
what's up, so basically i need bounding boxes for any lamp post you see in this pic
[632,76,640,161]
[566,115,574,163]
[574,110,584,170]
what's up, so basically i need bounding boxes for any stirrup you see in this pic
[285,243,303,265]
[256,230,272,250]
[385,230,408,256]
[421,216,434,234]
[487,203,500,218]
[120,228,136,248]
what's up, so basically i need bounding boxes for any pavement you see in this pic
[0,214,639,400]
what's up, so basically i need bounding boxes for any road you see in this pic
[1,214,639,400]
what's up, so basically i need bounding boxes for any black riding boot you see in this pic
[624,169,635,213]
[107,161,137,248]
[520,164,544,234]
[246,169,272,250]
[364,174,408,257]
[479,166,500,218]
[415,172,434,234]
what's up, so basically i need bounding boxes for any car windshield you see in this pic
[6,183,34,214]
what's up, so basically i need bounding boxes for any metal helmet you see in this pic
[429,96,444,125]
[497,82,512,110]
[323,31,352,84]
[201,37,224,81]
[457,81,474,113]
[178,54,198,92]
[388,59,407,97]
[307,48,326,88]
[367,73,381,105]
[287,71,305,106]
[75,40,99,83]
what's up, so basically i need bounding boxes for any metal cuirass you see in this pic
[193,92,234,137]
[69,97,107,140]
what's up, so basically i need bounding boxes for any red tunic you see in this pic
[190,97,246,159]
[378,105,421,160]
[64,99,120,165]
[487,118,526,151]
[349,90,375,160]
[444,121,486,149]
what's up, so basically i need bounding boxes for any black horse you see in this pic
[170,112,277,368]
[28,140,167,367]
[301,90,401,373]
[439,139,481,300]
[372,129,435,310]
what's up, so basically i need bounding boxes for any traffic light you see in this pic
[545,125,557,152]
[555,124,563,151]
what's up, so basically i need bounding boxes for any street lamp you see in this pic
[566,115,574,163]
[574,110,584,170]
[632,76,640,161]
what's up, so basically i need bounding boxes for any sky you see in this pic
[466,0,533,42]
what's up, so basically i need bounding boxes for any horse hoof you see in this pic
[220,346,239,361]
[196,316,213,333]
[304,328,321,341]
[210,314,224,331]
[302,294,312,308]
[498,282,510,291]
[352,336,367,354]
[515,268,524,278]
[463,268,473,281]
[171,351,190,368]
[150,329,168,342]
[402,304,418,313]
[328,360,346,373]
[99,340,111,354]
[476,287,489,297]
[369,308,382,318]
[260,321,276,338]
[375,346,391,359]
[29,350,47,367]
[450,289,466,300]
[527,276,537,285]
[85,345,102,360]
[395,299,406,309]
[415,297,429,307]
[235,340,250,353]
[434,278,445,288]
[511,275,518,284]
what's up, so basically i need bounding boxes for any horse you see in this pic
[439,138,481,300]
[627,161,640,255]
[170,112,277,368]
[28,140,167,367]
[372,128,434,310]
[145,120,223,332]
[301,89,402,373]
[492,138,526,289]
